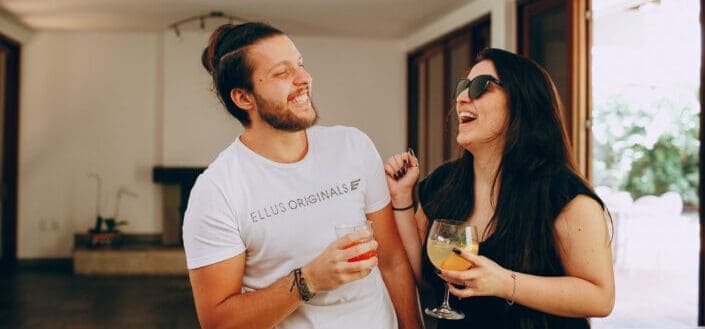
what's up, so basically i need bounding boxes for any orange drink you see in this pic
[343,240,377,262]
[427,240,479,270]
[424,220,479,320]
[335,221,375,262]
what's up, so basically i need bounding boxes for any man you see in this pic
[183,22,423,329]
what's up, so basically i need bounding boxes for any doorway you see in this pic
[517,0,590,175]
[590,0,701,327]
[407,17,491,176]
[0,33,19,269]
[517,0,703,325]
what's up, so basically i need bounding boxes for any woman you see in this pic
[385,48,614,329]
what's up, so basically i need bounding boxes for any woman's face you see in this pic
[455,60,509,152]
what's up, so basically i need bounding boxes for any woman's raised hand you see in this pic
[384,149,419,203]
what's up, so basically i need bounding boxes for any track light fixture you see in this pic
[168,11,245,37]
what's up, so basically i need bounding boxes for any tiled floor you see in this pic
[0,268,199,329]
[0,211,701,329]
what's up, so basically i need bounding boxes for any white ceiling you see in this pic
[0,0,474,38]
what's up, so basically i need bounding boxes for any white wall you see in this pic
[0,11,33,44]
[293,35,406,159]
[12,0,518,259]
[161,32,241,166]
[18,32,162,258]
[403,0,516,53]
[160,32,406,165]
[16,30,406,259]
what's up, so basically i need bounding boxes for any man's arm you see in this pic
[368,204,424,329]
[189,232,379,329]
[189,254,302,329]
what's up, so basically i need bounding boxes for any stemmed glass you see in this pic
[425,219,479,320]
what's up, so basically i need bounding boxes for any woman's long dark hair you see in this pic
[422,48,607,327]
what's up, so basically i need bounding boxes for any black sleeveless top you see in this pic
[418,161,591,329]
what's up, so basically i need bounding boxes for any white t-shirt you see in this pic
[183,125,397,329]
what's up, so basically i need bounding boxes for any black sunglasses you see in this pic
[454,74,503,99]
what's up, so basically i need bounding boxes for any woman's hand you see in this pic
[439,248,515,300]
[384,150,419,206]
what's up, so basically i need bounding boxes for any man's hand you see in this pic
[302,230,378,294]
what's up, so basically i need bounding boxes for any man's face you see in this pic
[247,35,318,131]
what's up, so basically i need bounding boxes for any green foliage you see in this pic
[592,92,699,207]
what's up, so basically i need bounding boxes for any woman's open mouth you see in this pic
[459,112,476,124]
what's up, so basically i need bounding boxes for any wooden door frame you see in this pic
[408,45,444,176]
[574,0,590,179]
[407,16,491,175]
[443,35,469,161]
[519,0,703,323]
[0,32,19,269]
[517,0,590,177]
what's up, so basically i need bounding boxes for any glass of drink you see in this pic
[335,221,376,262]
[425,219,479,320]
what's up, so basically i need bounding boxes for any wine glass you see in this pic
[425,219,479,320]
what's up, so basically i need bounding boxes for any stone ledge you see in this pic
[73,248,187,275]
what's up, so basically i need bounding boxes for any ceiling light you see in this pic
[168,11,245,37]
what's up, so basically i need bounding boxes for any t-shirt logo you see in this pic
[248,178,361,223]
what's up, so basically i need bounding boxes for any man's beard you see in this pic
[254,92,319,132]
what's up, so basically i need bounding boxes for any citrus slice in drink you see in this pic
[439,244,478,270]
[440,253,472,270]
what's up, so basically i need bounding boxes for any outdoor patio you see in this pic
[592,188,700,328]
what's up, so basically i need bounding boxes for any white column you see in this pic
[490,0,517,52]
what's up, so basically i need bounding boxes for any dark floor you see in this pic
[0,268,199,329]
